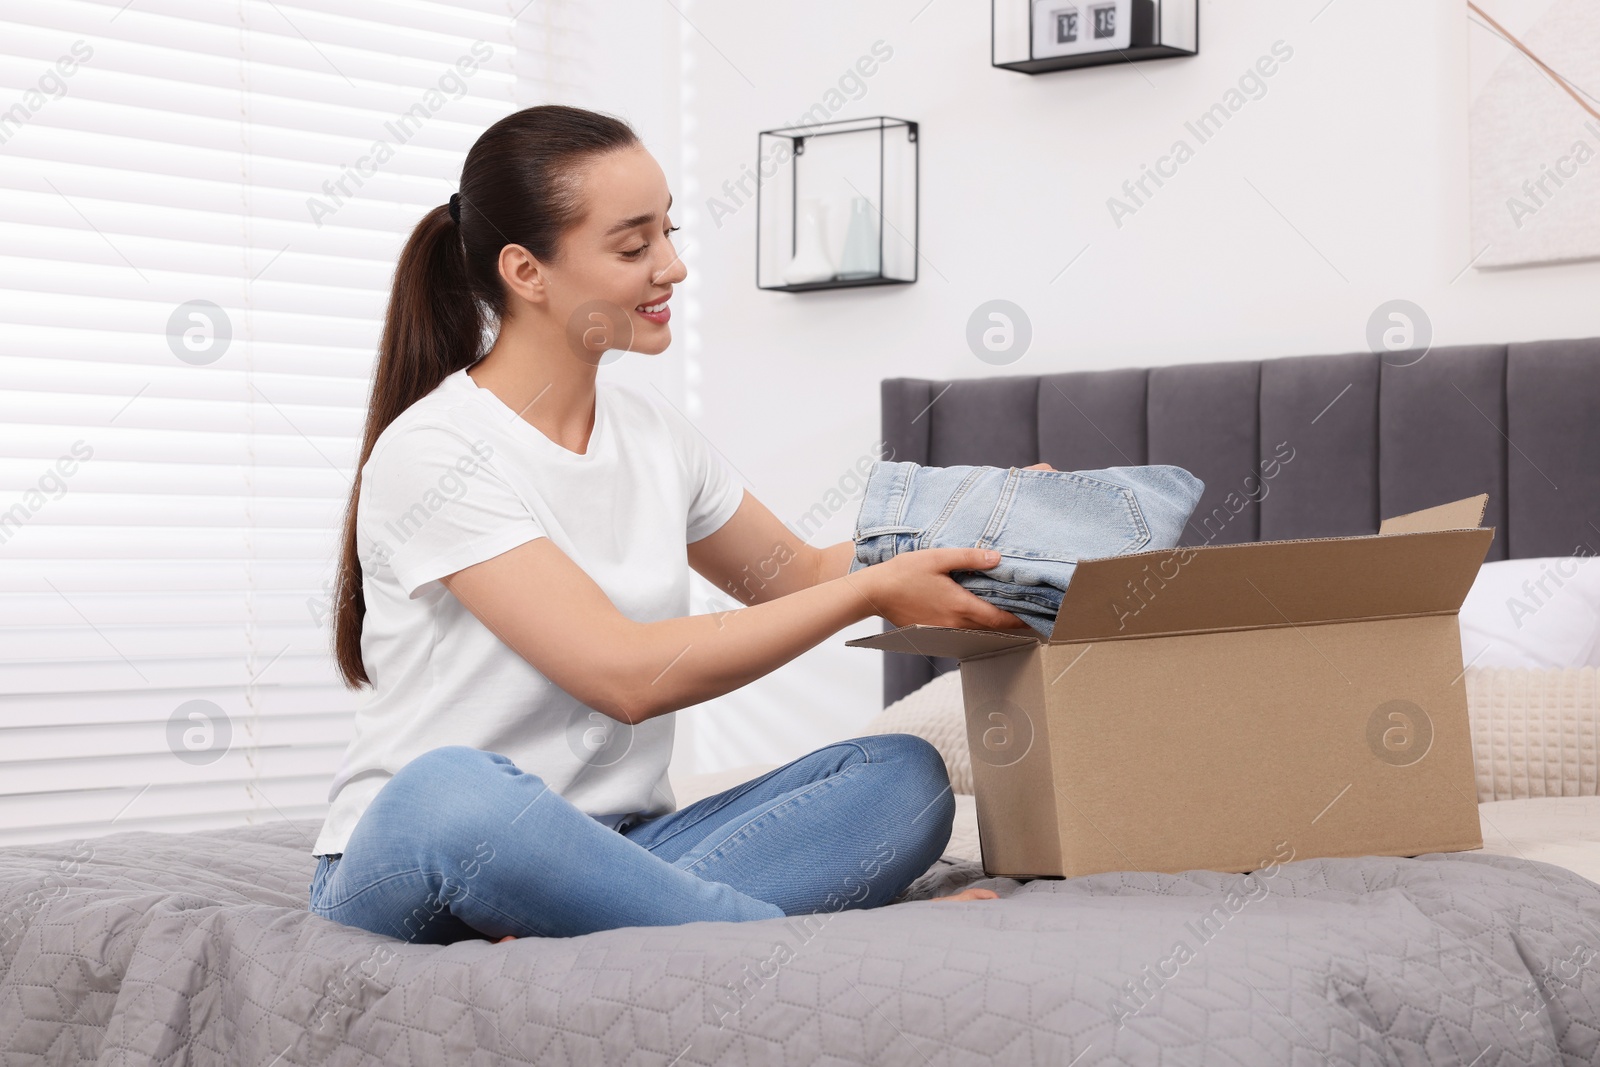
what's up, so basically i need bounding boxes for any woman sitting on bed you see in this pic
[310,105,1017,943]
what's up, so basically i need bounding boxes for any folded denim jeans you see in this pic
[849,461,1205,637]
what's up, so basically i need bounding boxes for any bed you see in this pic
[3,339,1599,1065]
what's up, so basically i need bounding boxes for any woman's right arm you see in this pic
[440,538,1026,724]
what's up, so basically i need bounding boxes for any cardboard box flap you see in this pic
[1378,493,1489,536]
[846,623,1039,659]
[1049,527,1494,643]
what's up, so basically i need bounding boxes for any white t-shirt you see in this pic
[311,366,745,857]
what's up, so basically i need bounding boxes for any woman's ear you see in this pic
[497,244,547,307]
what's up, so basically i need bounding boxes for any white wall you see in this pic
[609,0,1600,773]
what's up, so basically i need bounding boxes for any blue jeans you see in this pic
[307,734,955,943]
[850,461,1204,636]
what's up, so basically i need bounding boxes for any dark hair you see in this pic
[332,105,640,688]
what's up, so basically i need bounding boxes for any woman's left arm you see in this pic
[690,463,1054,603]
[688,491,854,604]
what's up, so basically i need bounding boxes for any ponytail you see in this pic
[332,105,639,688]
[331,204,477,687]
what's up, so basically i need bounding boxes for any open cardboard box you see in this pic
[849,494,1495,879]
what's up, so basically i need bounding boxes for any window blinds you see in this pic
[0,0,575,847]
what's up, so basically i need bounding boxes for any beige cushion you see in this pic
[1467,667,1600,800]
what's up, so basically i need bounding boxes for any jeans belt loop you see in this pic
[921,466,987,548]
[977,466,1021,548]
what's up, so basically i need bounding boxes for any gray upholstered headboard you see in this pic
[876,336,1600,706]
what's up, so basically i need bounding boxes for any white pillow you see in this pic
[1459,557,1600,669]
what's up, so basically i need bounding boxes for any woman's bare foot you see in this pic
[930,887,999,903]
[495,934,517,943]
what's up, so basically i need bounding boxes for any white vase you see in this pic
[782,197,836,285]
[836,196,880,280]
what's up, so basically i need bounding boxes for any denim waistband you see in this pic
[851,461,1203,566]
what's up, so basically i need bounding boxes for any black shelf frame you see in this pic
[755,116,919,293]
[991,0,1198,74]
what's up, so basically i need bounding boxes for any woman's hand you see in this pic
[844,463,1056,632]
[851,547,1032,631]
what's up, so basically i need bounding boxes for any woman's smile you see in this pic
[634,295,671,325]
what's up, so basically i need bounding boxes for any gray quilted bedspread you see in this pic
[3,818,1599,1066]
